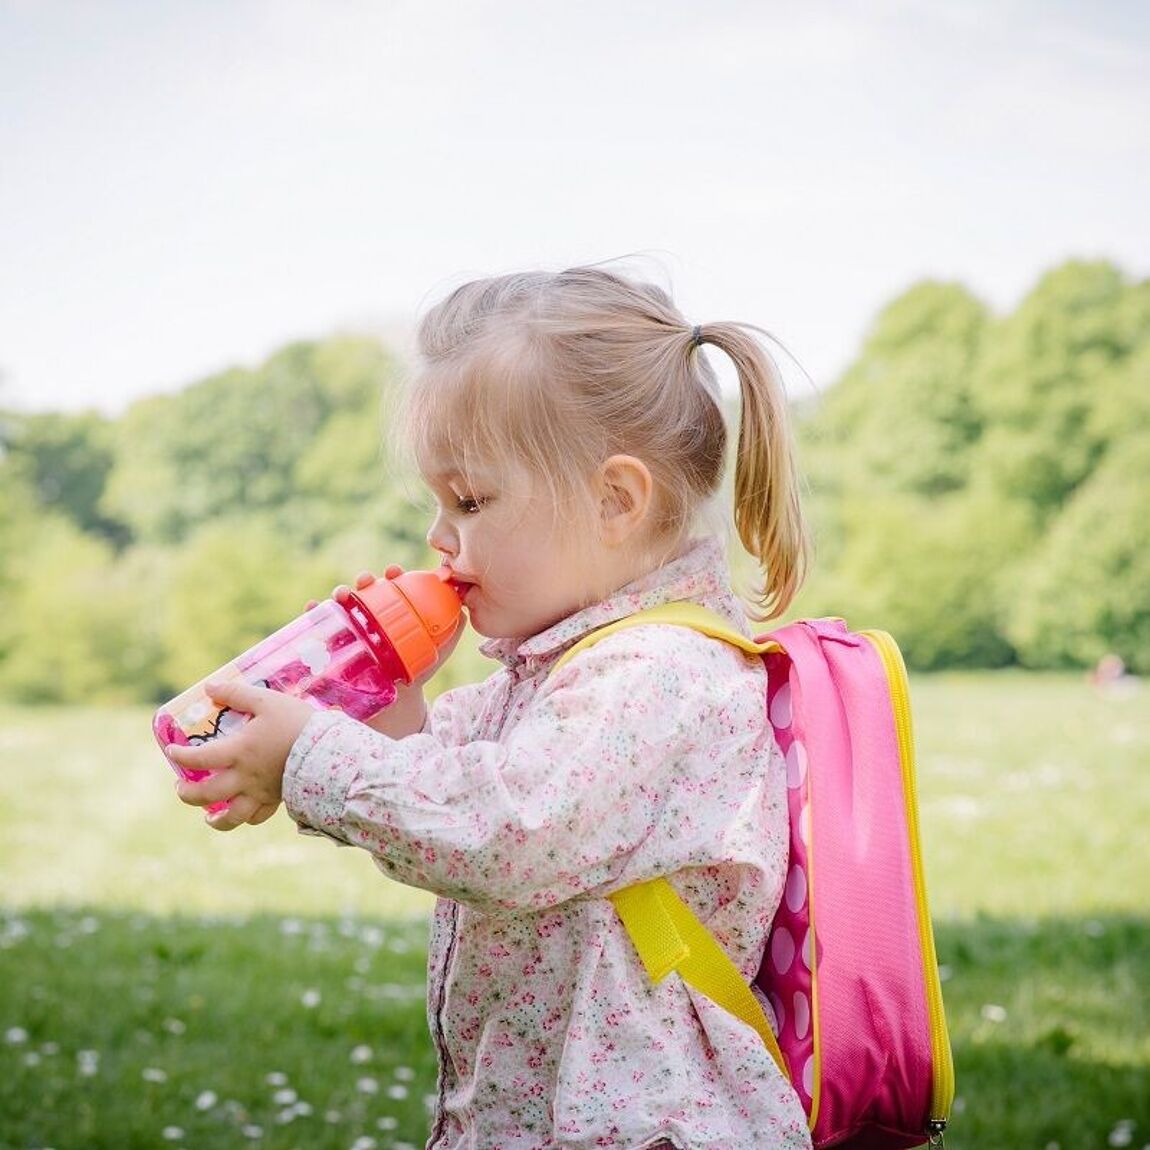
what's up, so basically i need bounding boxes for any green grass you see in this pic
[0,909,434,1150]
[0,706,433,918]
[1,672,1149,1148]
[911,672,1150,919]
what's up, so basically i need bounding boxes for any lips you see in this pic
[445,573,477,603]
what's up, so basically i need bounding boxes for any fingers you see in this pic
[331,569,391,606]
[203,677,271,716]
[204,792,260,832]
[175,767,238,808]
[168,736,238,776]
[176,771,282,830]
[176,770,281,830]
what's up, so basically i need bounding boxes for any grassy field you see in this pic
[1,672,1148,1148]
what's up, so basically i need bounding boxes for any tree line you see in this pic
[792,258,1149,672]
[0,258,1146,704]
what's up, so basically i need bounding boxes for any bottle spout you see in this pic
[351,568,464,682]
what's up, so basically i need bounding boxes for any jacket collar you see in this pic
[478,536,747,671]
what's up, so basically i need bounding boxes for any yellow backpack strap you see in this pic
[550,601,789,1080]
[552,601,779,675]
[611,878,789,1078]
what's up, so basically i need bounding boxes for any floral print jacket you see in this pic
[284,537,812,1149]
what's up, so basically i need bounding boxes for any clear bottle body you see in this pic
[153,599,402,784]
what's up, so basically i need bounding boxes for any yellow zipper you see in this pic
[860,630,956,1131]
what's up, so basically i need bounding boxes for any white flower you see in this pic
[273,1087,298,1105]
[162,1127,184,1141]
[386,1084,408,1100]
[350,1138,378,1150]
[1108,1120,1136,1148]
[162,1018,186,1035]
[357,1076,380,1095]
[265,1071,288,1086]
[350,1044,373,1064]
[394,1065,415,1081]
[195,1090,218,1111]
[142,1067,168,1083]
[77,1050,100,1077]
[241,1124,264,1139]
[377,1116,399,1131]
[980,1003,1007,1024]
[300,989,322,1008]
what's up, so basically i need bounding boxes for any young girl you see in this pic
[171,265,813,1150]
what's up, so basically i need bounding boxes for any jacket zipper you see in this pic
[428,900,460,1147]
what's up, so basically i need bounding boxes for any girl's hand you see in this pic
[168,680,314,832]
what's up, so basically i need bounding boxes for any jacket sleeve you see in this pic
[282,628,779,913]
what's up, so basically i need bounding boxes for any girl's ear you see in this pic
[598,454,654,546]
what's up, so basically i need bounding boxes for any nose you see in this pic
[426,508,458,561]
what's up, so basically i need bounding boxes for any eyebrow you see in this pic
[423,459,503,485]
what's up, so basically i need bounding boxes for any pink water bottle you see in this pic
[153,568,462,791]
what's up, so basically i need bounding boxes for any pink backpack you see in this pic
[556,608,955,1149]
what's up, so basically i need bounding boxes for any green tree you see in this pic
[794,486,1031,669]
[0,517,166,702]
[101,336,397,545]
[802,280,989,501]
[969,260,1150,520]
[1008,430,1150,674]
[0,410,129,545]
[798,259,1150,670]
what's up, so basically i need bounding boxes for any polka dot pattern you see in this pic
[760,650,819,1117]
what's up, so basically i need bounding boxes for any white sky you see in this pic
[1,0,1148,414]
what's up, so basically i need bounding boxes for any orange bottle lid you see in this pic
[351,568,462,682]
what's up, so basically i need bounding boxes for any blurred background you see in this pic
[1,0,1148,698]
[1,2,1148,1147]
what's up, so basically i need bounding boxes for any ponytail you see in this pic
[698,323,810,619]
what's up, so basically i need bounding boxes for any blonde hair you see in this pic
[403,264,809,618]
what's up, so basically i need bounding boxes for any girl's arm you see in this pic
[361,681,429,739]
[281,628,773,912]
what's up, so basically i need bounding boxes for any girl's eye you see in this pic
[455,495,487,515]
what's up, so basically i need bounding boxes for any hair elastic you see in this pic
[691,325,703,349]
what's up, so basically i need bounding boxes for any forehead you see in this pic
[418,452,533,496]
